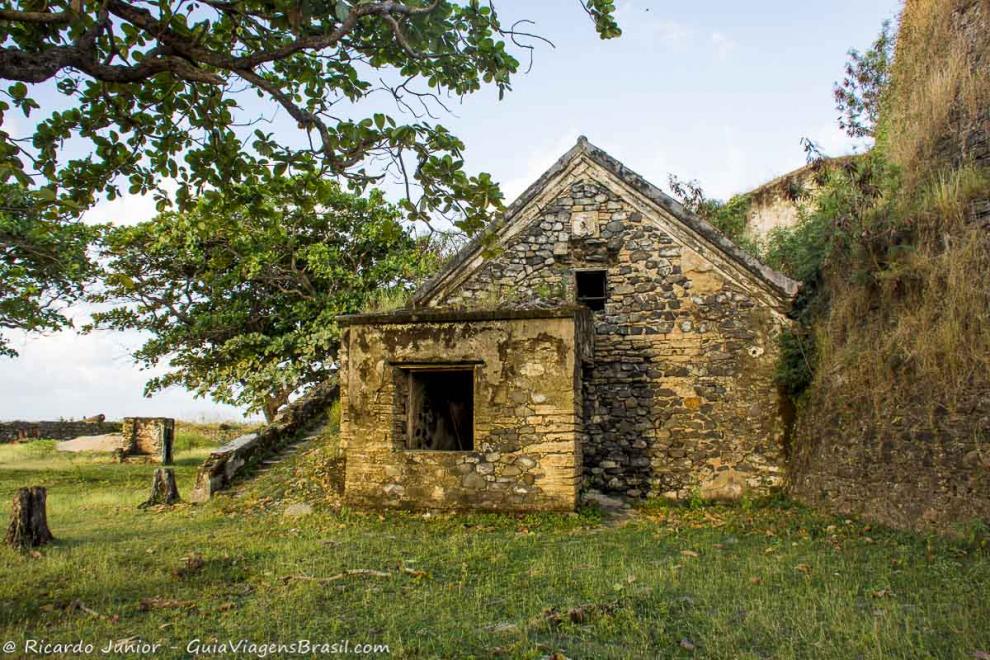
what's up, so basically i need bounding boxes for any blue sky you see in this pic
[0,0,900,421]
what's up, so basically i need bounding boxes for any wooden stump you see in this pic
[5,486,54,550]
[139,468,181,508]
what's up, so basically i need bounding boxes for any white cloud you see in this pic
[82,179,178,227]
[710,32,736,60]
[647,20,694,48]
[807,119,872,158]
[615,2,694,49]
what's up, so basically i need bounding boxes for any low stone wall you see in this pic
[190,380,339,502]
[788,393,990,532]
[0,420,121,443]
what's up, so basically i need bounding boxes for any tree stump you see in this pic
[139,468,181,508]
[5,486,54,550]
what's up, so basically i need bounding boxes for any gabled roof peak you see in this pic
[414,137,801,305]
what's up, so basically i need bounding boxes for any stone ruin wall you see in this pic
[122,417,175,463]
[746,188,813,241]
[0,419,121,443]
[787,0,990,532]
[340,311,587,511]
[433,176,790,500]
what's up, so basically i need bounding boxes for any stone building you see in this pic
[743,156,854,241]
[338,137,799,511]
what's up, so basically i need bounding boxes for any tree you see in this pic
[0,0,620,235]
[90,174,438,420]
[833,20,894,139]
[0,184,97,356]
[666,174,757,255]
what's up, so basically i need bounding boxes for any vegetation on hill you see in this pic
[666,174,758,255]
[774,0,989,430]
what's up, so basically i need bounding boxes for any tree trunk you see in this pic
[5,486,54,550]
[139,468,181,508]
[262,386,293,423]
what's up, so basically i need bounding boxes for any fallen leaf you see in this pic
[173,553,206,578]
[218,602,236,612]
[679,638,697,651]
[795,564,812,574]
[538,602,618,628]
[871,588,894,598]
[138,597,197,612]
[680,550,699,558]
[749,576,763,585]
[283,569,391,584]
[67,600,104,618]
[484,622,519,634]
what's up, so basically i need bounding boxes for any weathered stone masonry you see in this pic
[417,139,797,501]
[0,419,121,443]
[339,308,591,511]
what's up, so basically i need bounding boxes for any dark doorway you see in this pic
[407,369,474,451]
[576,269,607,311]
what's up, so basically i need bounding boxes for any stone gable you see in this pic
[422,152,793,499]
[339,138,798,509]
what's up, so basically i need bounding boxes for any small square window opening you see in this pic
[576,270,607,311]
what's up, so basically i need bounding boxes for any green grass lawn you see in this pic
[0,435,987,659]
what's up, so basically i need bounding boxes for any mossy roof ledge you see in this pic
[337,305,591,326]
[412,135,802,306]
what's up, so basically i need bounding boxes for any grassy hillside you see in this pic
[779,0,990,530]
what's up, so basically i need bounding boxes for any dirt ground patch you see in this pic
[56,434,125,453]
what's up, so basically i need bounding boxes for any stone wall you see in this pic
[743,158,856,242]
[788,398,990,530]
[429,175,790,500]
[191,379,339,502]
[339,308,589,511]
[122,417,174,463]
[0,419,121,443]
[787,0,990,532]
